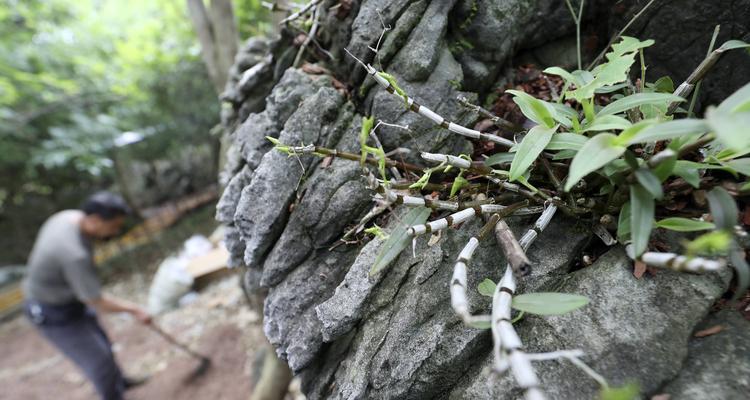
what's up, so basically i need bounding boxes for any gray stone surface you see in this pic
[235,85,344,267]
[451,246,731,399]
[214,1,749,398]
[661,309,750,399]
[596,0,750,113]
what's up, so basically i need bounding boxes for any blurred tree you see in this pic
[186,0,239,93]
[0,0,221,263]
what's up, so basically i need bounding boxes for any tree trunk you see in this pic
[186,0,238,94]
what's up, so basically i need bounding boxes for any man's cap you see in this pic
[81,191,131,220]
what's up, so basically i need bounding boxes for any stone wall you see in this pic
[216,1,750,398]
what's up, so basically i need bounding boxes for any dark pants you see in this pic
[24,301,125,400]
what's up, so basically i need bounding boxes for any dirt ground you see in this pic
[0,271,298,400]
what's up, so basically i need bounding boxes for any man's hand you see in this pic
[87,294,152,324]
[131,307,152,325]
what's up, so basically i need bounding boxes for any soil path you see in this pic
[0,274,268,400]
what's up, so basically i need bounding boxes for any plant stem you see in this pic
[687,25,721,117]
[587,0,657,69]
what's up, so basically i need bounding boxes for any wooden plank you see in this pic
[185,246,230,279]
[0,284,24,315]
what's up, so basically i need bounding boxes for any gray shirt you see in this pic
[23,210,102,305]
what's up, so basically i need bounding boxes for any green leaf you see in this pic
[624,118,708,145]
[630,185,655,256]
[706,187,738,231]
[673,160,701,187]
[634,169,663,200]
[567,53,637,101]
[617,202,632,242]
[509,124,557,181]
[614,120,656,145]
[598,93,684,117]
[484,152,516,166]
[553,149,577,160]
[717,82,750,114]
[467,320,492,329]
[600,382,640,400]
[477,279,497,297]
[370,207,431,276]
[707,107,750,151]
[543,66,583,87]
[652,76,675,93]
[652,153,677,182]
[655,218,715,232]
[685,230,732,257]
[548,102,577,127]
[581,114,632,132]
[594,83,629,94]
[565,133,626,191]
[546,132,588,151]
[718,39,750,52]
[450,175,469,197]
[729,243,750,300]
[606,36,655,60]
[725,158,750,176]
[506,90,556,128]
[511,293,590,315]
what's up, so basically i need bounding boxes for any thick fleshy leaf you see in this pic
[655,217,715,232]
[598,93,684,117]
[635,169,663,200]
[565,133,626,191]
[707,107,750,151]
[546,132,588,151]
[706,187,738,231]
[477,278,496,297]
[509,124,557,181]
[630,184,655,256]
[511,292,589,315]
[506,90,556,128]
[581,114,632,132]
[370,207,431,276]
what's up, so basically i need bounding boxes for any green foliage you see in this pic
[364,225,389,240]
[506,90,556,128]
[0,0,218,214]
[629,185,655,257]
[511,293,590,315]
[565,133,625,191]
[655,218,715,232]
[377,72,409,106]
[685,230,732,256]
[599,382,639,400]
[510,124,557,181]
[477,278,496,297]
[370,207,431,276]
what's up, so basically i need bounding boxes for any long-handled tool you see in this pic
[148,323,212,382]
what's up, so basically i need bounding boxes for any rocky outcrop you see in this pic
[216,1,749,398]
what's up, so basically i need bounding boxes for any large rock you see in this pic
[215,1,748,398]
[661,309,750,399]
